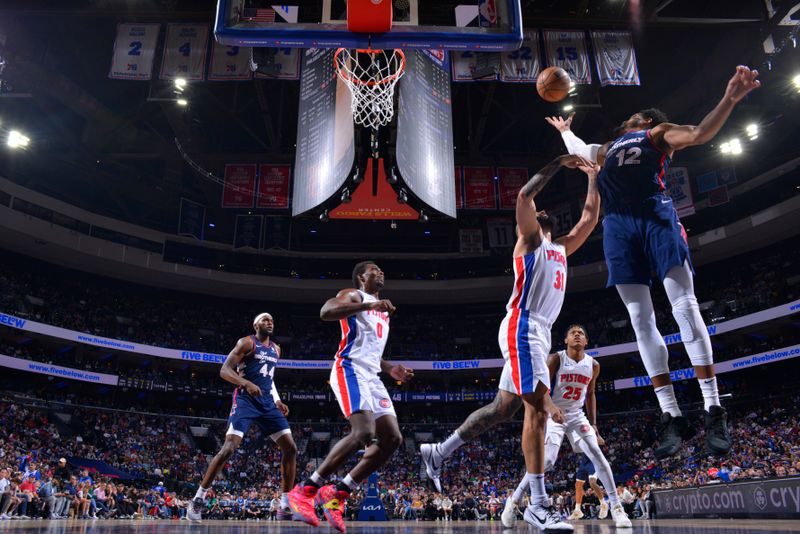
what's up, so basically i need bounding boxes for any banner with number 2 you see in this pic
[109,23,160,80]
[160,24,209,81]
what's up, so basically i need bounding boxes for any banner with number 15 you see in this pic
[160,24,209,81]
[109,23,160,80]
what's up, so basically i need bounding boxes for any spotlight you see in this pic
[7,130,29,148]
[568,81,577,95]
[793,74,800,90]
[319,210,329,222]
[563,104,574,112]
[352,165,362,184]
[174,77,187,89]
[387,167,399,185]
[397,189,408,204]
[177,98,188,106]
[340,189,352,203]
[390,220,397,230]
[418,209,429,223]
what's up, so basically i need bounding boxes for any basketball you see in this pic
[537,66,572,103]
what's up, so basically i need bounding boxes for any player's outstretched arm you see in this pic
[556,160,600,256]
[657,65,761,152]
[546,113,603,163]
[320,288,396,321]
[221,337,260,395]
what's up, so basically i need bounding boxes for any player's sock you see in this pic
[654,385,682,417]
[511,474,530,504]
[438,431,465,458]
[305,472,325,488]
[527,473,546,507]
[698,376,721,411]
[340,474,359,491]
[280,493,289,509]
[194,486,208,500]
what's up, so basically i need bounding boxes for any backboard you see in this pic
[215,1,523,51]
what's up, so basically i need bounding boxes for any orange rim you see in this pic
[334,48,406,87]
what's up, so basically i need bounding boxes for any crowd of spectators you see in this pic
[1,242,797,361]
[1,388,797,521]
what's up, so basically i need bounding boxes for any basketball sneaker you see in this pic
[500,496,517,528]
[314,484,348,532]
[567,505,584,520]
[287,484,320,527]
[610,503,632,528]
[524,500,574,531]
[419,443,444,492]
[653,413,693,459]
[704,405,731,455]
[187,498,204,522]
[598,499,609,519]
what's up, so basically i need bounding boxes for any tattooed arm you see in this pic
[455,392,523,441]
[556,159,601,256]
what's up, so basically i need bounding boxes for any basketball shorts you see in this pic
[576,454,597,482]
[330,358,396,420]
[498,310,552,396]
[602,195,694,287]
[544,412,597,456]
[227,390,291,442]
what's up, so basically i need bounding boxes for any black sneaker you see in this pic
[704,405,731,455]
[654,413,692,459]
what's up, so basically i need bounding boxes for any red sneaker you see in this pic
[287,484,320,527]
[314,485,348,533]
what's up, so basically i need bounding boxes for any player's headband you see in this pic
[253,313,273,326]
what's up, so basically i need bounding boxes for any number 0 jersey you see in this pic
[599,129,672,212]
[506,239,568,327]
[551,350,595,416]
[334,290,390,375]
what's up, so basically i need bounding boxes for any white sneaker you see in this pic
[524,502,574,531]
[187,498,204,522]
[568,506,584,520]
[500,497,517,528]
[420,443,444,492]
[611,504,632,528]
[599,499,609,519]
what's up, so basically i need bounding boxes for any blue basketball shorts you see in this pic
[602,195,693,287]
[576,454,596,481]
[227,389,290,441]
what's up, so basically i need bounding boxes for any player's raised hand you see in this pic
[576,159,601,179]
[276,400,290,416]
[390,364,414,383]
[545,112,575,133]
[244,381,263,397]
[725,65,761,104]
[369,299,396,316]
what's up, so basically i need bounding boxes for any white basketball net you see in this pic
[334,48,406,130]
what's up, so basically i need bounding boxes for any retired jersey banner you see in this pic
[209,43,251,81]
[664,166,695,217]
[497,167,527,209]
[463,167,496,209]
[455,166,464,209]
[548,203,574,237]
[544,30,591,85]
[234,215,263,249]
[254,48,301,80]
[222,164,257,208]
[109,23,160,80]
[500,30,540,83]
[159,24,209,81]
[256,164,291,209]
[591,31,640,86]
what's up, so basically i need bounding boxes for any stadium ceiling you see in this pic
[0,0,797,232]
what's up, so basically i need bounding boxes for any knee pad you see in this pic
[671,295,713,366]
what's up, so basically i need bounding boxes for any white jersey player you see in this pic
[288,262,414,532]
[501,325,631,529]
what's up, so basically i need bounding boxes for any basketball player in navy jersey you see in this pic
[546,66,760,458]
[187,313,297,522]
[288,262,414,533]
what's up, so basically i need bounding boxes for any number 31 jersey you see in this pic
[599,129,672,213]
[551,350,595,416]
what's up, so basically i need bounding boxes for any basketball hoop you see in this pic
[334,48,406,130]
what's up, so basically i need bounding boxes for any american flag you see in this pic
[242,7,276,23]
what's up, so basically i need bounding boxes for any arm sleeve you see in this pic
[561,130,602,162]
[270,381,281,403]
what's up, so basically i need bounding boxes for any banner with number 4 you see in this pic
[109,23,160,80]
[160,24,209,81]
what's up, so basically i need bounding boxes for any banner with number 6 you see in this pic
[543,29,591,85]
[209,41,252,81]
[160,24,209,81]
[109,23,160,80]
